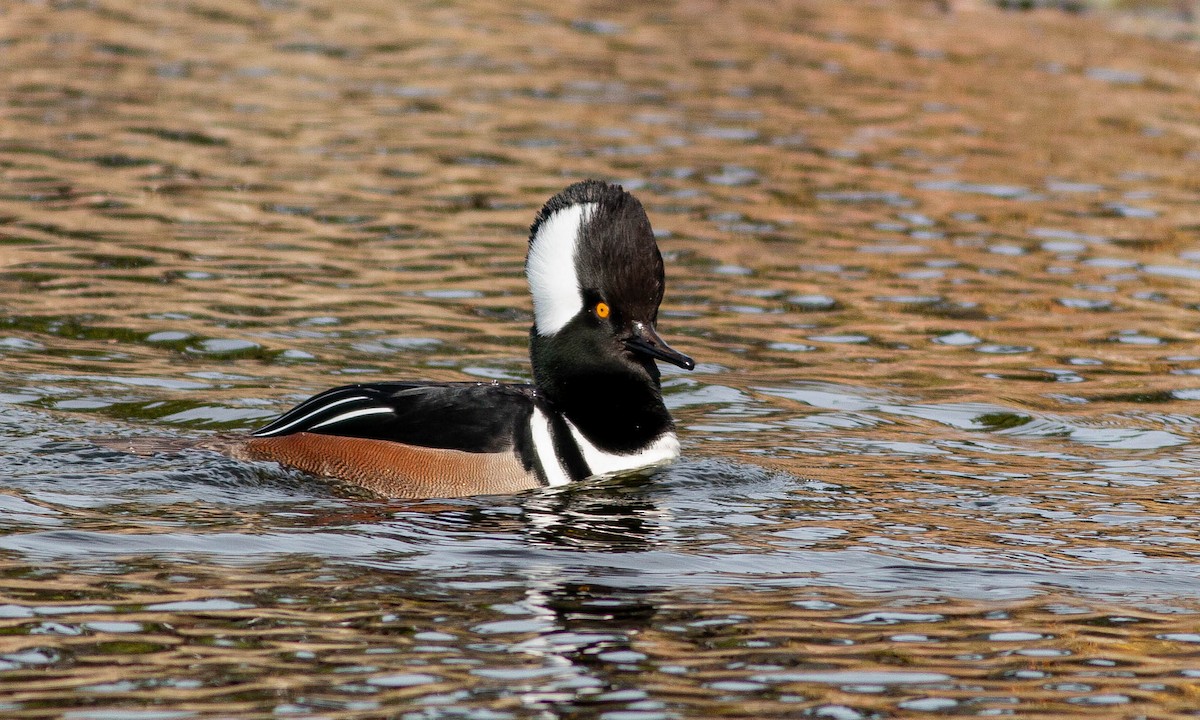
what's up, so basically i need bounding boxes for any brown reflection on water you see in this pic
[2,0,1199,409]
[1,562,1200,718]
[3,0,1200,716]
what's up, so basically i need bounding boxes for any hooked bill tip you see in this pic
[624,325,694,371]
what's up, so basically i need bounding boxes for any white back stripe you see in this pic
[253,395,371,436]
[307,407,395,431]
[526,203,593,337]
[529,407,572,487]
[565,420,680,480]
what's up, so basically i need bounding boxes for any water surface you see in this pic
[3,0,1200,717]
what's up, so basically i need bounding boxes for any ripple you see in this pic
[187,339,261,355]
[1085,67,1144,85]
[808,334,870,344]
[976,344,1034,354]
[787,294,838,310]
[1144,265,1200,281]
[917,179,1033,199]
[751,671,951,685]
[932,331,980,346]
[144,331,192,343]
[705,166,759,186]
[1058,298,1113,311]
[366,672,440,687]
[816,190,915,206]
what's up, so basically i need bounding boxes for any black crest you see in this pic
[530,180,665,324]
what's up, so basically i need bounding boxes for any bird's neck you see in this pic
[529,334,674,454]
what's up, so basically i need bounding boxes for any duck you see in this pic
[230,180,694,498]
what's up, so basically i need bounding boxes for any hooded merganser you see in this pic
[234,180,694,498]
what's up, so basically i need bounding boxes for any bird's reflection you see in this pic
[516,472,668,553]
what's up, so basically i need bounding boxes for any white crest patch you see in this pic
[526,202,594,337]
[565,420,681,480]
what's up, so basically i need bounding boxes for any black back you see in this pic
[253,382,537,456]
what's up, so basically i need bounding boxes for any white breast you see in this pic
[528,406,573,487]
[565,420,681,480]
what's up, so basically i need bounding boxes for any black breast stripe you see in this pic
[547,412,591,482]
[513,415,552,488]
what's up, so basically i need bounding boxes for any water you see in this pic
[3,0,1200,717]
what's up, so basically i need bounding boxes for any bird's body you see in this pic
[233,180,694,498]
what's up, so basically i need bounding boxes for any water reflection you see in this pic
[4,0,1200,715]
[2,557,1198,718]
[8,430,1200,608]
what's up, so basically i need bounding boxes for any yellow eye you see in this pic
[595,302,610,319]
